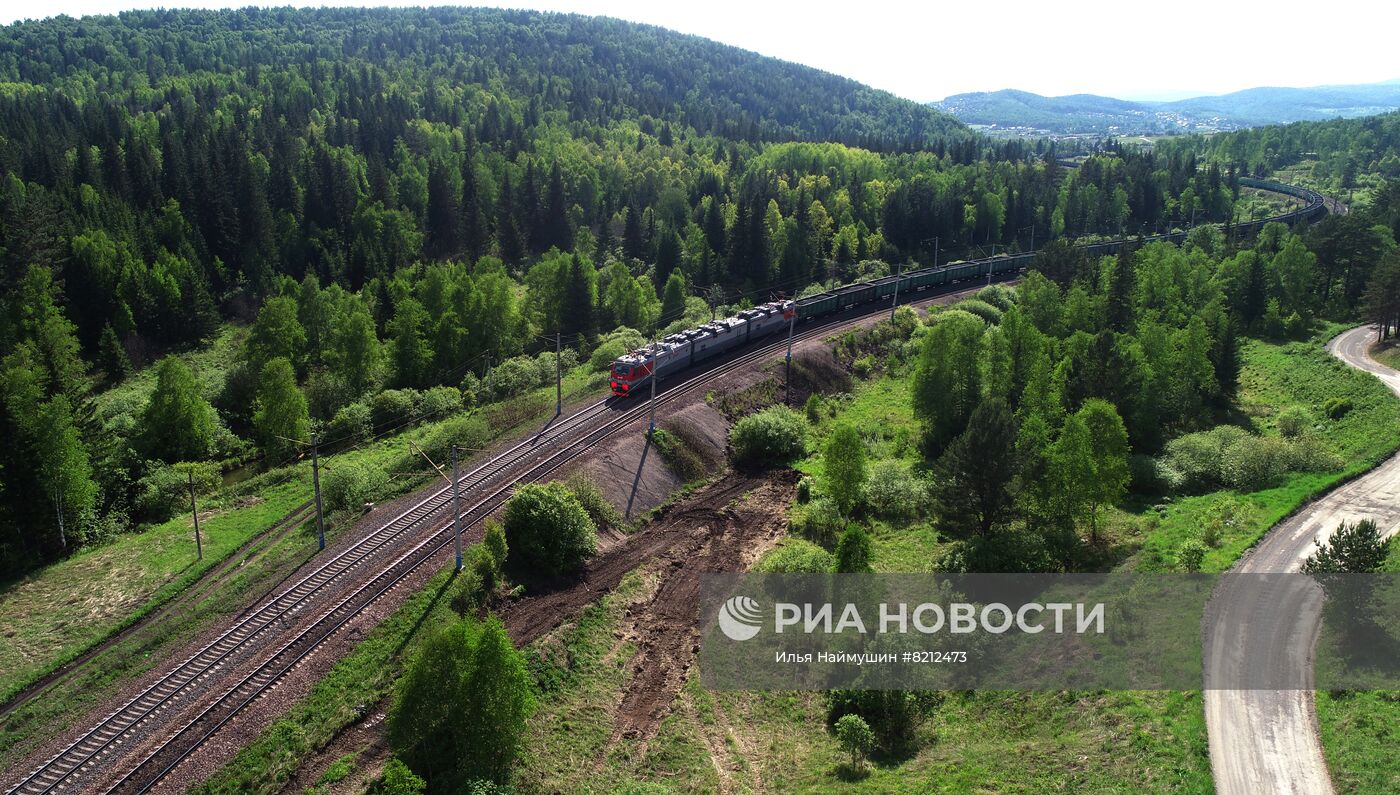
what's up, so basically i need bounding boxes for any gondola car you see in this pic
[608,179,1327,397]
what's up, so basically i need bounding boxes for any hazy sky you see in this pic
[3,1,1395,102]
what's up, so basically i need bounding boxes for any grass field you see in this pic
[1372,339,1400,372]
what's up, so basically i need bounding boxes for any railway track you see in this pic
[5,271,1001,795]
[5,179,1331,795]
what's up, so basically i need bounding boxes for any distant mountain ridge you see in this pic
[933,80,1400,135]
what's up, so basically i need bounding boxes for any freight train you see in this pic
[609,179,1328,397]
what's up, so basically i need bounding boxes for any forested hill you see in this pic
[0,6,964,150]
[0,6,1237,575]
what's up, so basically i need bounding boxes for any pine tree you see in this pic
[496,171,526,268]
[655,227,681,288]
[562,252,596,338]
[461,154,487,263]
[542,162,573,252]
[426,158,462,258]
[388,298,432,389]
[931,398,1018,537]
[622,205,644,261]
[660,271,687,328]
[98,323,130,382]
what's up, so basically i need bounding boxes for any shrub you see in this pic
[728,405,808,467]
[326,401,372,445]
[1161,426,1250,493]
[322,460,388,512]
[458,372,481,410]
[304,368,356,421]
[1276,405,1310,438]
[588,327,647,372]
[369,758,425,795]
[804,393,825,424]
[862,460,922,519]
[795,496,844,545]
[420,415,492,466]
[1321,396,1353,419]
[419,385,463,419]
[835,714,875,770]
[796,475,815,503]
[481,356,541,401]
[372,388,421,430]
[533,349,579,384]
[951,299,1002,325]
[833,525,873,573]
[754,539,833,573]
[1176,540,1209,571]
[1284,433,1344,472]
[565,474,621,533]
[502,482,597,576]
[1221,434,1290,491]
[975,284,1017,311]
[825,690,932,757]
[135,463,219,523]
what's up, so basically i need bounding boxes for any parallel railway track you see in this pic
[4,179,1331,795]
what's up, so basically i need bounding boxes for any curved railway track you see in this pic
[2,179,1331,795]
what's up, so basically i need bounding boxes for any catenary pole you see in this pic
[311,432,325,550]
[555,332,563,416]
[451,445,462,572]
[188,470,203,561]
[890,260,902,321]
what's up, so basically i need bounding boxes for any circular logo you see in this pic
[717,595,763,641]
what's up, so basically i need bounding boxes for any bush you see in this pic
[135,462,220,524]
[1276,405,1310,438]
[804,393,825,424]
[1321,396,1353,419]
[588,327,647,372]
[372,388,421,430]
[458,372,481,410]
[565,474,621,533]
[796,475,815,503]
[975,284,1017,311]
[754,539,833,573]
[835,714,875,770]
[481,356,541,402]
[1161,426,1249,493]
[322,460,388,512]
[369,758,425,795]
[794,496,844,545]
[502,482,597,576]
[419,385,463,419]
[1177,540,1208,572]
[825,690,933,757]
[1221,434,1291,491]
[862,460,922,519]
[304,368,356,421]
[326,401,372,445]
[533,348,579,384]
[420,414,492,466]
[1284,432,1344,472]
[951,298,1002,325]
[728,405,808,467]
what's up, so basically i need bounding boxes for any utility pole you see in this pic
[648,336,659,437]
[889,260,902,321]
[987,243,996,286]
[932,236,939,269]
[311,432,325,551]
[450,445,462,572]
[187,470,203,561]
[555,332,563,416]
[784,306,796,405]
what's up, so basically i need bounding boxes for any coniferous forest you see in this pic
[0,7,1276,575]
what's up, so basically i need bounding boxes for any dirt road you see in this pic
[1206,325,1400,795]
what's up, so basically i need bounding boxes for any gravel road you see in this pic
[1206,325,1400,795]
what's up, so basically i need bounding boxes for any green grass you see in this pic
[1130,326,1400,573]
[92,323,248,416]
[0,472,314,703]
[1317,690,1400,794]
[1372,339,1400,372]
